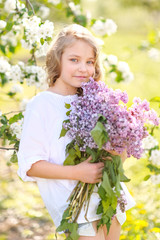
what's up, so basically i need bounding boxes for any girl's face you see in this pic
[57,40,95,95]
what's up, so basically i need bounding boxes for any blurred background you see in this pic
[0,0,160,239]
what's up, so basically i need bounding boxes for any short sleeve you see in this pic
[17,101,49,182]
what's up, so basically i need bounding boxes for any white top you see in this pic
[17,91,136,228]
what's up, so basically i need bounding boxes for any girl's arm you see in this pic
[27,157,104,184]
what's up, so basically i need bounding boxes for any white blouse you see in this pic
[17,91,136,228]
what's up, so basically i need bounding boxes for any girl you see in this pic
[17,24,135,240]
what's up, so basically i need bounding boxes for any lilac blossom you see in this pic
[63,78,159,159]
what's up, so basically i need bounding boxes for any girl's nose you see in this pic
[79,62,87,72]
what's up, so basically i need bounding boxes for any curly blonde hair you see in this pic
[45,24,102,87]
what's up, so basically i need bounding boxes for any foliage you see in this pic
[0,0,160,239]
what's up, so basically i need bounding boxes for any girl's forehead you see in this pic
[63,40,95,56]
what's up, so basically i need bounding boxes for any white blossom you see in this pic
[21,16,54,51]
[104,57,134,84]
[8,65,24,82]
[1,25,22,47]
[18,61,25,69]
[117,61,134,83]
[10,119,23,139]
[20,99,29,111]
[91,19,117,37]
[48,0,61,4]
[4,150,15,161]
[69,2,81,16]
[0,57,11,74]
[39,6,50,19]
[150,175,160,185]
[140,40,149,49]
[122,71,134,83]
[104,60,110,69]
[0,20,7,29]
[10,84,23,93]
[25,66,48,89]
[4,0,25,13]
[39,20,54,39]
[109,72,118,84]
[91,20,106,36]
[149,149,160,166]
[142,135,159,150]
[106,54,118,65]
[117,61,130,72]
[21,39,32,50]
[148,48,160,61]
[0,111,2,117]
[95,37,104,46]
[35,42,50,57]
[104,19,117,36]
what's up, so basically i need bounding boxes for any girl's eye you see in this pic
[87,61,94,65]
[70,58,78,62]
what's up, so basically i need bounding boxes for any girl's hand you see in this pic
[74,156,104,184]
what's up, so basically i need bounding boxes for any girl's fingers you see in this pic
[97,167,104,174]
[102,156,112,161]
[86,156,92,162]
[95,178,102,183]
[96,162,104,168]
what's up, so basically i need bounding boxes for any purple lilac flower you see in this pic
[63,78,159,159]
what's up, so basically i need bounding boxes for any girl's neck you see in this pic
[48,80,77,96]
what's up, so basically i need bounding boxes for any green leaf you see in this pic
[64,148,77,165]
[0,125,7,137]
[66,110,71,116]
[7,92,16,97]
[98,114,107,123]
[150,97,160,103]
[1,115,8,124]
[111,194,117,209]
[101,172,113,197]
[69,223,79,240]
[9,45,15,53]
[9,112,23,124]
[6,22,13,31]
[10,153,18,163]
[74,144,81,158]
[59,126,68,138]
[102,198,110,212]
[91,121,109,149]
[97,202,103,214]
[40,38,45,45]
[120,173,130,182]
[98,185,106,200]
[147,164,160,174]
[85,147,99,162]
[74,15,87,27]
[62,208,70,219]
[0,44,6,54]
[56,220,69,232]
[144,175,151,181]
[28,10,34,16]
[65,103,71,109]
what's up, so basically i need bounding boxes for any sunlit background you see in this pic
[0,0,160,239]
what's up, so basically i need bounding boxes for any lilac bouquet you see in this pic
[56,78,159,239]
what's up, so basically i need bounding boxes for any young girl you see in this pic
[17,24,135,240]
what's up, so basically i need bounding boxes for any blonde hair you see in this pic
[46,24,102,87]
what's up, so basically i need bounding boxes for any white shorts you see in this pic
[77,212,126,237]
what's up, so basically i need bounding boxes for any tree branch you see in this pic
[25,0,35,14]
[0,147,15,150]
[3,110,22,115]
